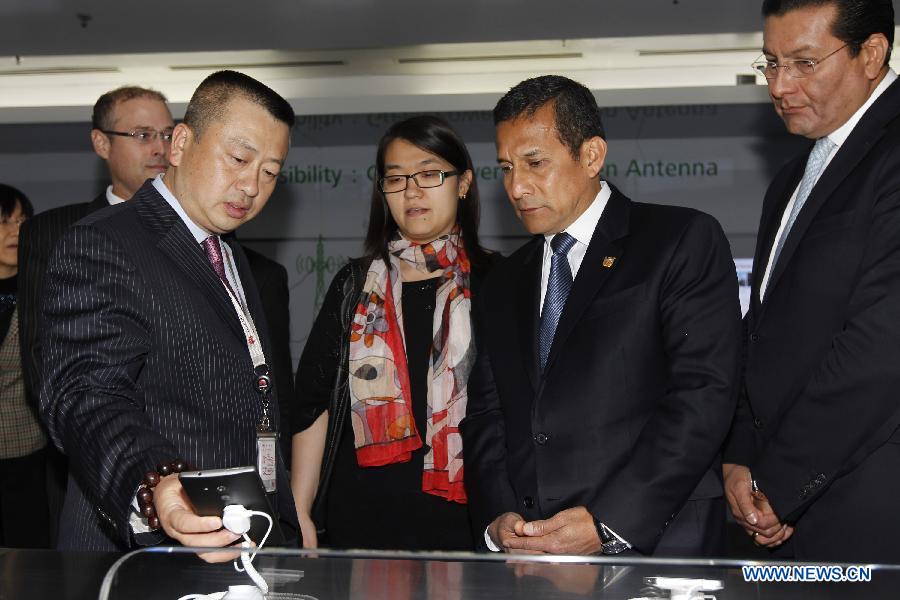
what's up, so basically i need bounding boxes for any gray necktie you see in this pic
[770,137,837,269]
[539,232,576,371]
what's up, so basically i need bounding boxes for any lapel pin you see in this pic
[602,256,617,268]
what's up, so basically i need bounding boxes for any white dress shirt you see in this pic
[760,69,898,300]
[539,183,611,314]
[105,185,127,205]
[152,174,247,307]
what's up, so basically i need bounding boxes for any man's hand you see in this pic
[723,463,791,547]
[487,512,532,553]
[154,474,242,562]
[503,507,602,555]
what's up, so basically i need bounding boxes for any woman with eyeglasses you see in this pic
[290,115,498,550]
[0,184,50,548]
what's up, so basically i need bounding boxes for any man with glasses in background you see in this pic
[723,0,900,562]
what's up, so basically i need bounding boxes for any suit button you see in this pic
[534,433,549,445]
[750,333,759,342]
[523,496,534,509]
[753,418,763,429]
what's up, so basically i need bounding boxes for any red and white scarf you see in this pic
[348,228,472,503]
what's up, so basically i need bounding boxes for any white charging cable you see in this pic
[177,504,274,600]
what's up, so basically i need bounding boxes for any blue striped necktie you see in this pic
[539,232,576,370]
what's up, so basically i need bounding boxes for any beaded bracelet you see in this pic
[136,460,188,530]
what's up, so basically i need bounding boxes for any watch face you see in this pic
[602,540,629,555]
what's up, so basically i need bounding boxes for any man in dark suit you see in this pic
[461,75,741,557]
[39,70,298,551]
[723,0,900,562]
[18,86,174,545]
[20,86,296,543]
[20,85,174,409]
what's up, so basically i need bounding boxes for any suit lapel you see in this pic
[515,237,543,393]
[750,158,805,319]
[763,78,900,303]
[543,187,630,374]
[133,182,245,341]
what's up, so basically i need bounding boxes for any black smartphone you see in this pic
[179,466,284,545]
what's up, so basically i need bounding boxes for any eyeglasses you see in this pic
[751,44,848,79]
[101,128,174,144]
[378,169,459,193]
[0,216,26,227]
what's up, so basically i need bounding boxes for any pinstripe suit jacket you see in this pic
[39,181,296,550]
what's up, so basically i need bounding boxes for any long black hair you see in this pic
[363,115,491,271]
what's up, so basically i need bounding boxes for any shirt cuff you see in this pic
[484,526,501,552]
[130,492,152,534]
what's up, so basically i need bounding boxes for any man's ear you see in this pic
[91,129,110,160]
[582,136,608,179]
[861,33,890,79]
[168,123,192,167]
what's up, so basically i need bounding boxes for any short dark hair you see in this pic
[92,86,168,131]
[183,70,295,138]
[762,0,894,64]
[364,115,491,271]
[493,75,606,159]
[0,183,34,219]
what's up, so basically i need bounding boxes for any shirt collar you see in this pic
[827,68,898,148]
[105,185,128,205]
[544,182,611,248]
[151,174,210,244]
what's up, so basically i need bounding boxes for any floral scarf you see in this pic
[348,228,472,503]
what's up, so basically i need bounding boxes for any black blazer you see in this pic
[19,194,108,407]
[724,78,900,559]
[39,181,297,550]
[461,186,741,555]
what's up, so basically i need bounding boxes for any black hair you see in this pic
[493,75,606,159]
[0,183,34,219]
[363,115,491,271]
[183,70,295,138]
[762,0,894,64]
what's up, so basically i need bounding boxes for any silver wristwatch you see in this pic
[594,518,629,555]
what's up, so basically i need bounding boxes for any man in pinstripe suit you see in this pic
[39,71,298,551]
[18,86,174,545]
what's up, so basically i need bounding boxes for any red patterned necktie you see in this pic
[202,235,236,296]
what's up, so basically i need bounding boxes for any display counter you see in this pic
[87,547,900,600]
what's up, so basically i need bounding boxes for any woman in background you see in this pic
[291,115,497,550]
[0,183,49,548]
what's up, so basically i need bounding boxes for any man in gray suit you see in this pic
[40,71,297,551]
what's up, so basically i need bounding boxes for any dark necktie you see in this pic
[539,232,576,370]
[202,235,236,296]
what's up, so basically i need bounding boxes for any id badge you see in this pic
[256,430,278,493]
